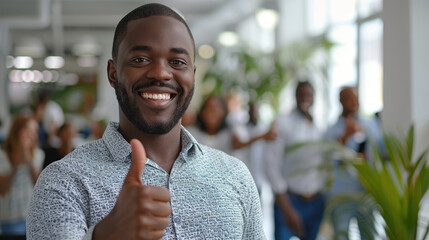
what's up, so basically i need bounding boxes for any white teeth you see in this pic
[142,93,171,100]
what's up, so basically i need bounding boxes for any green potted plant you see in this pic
[353,125,429,240]
[285,125,429,239]
[201,36,334,110]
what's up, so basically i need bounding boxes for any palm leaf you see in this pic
[353,125,429,240]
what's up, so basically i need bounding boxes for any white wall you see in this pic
[93,47,119,123]
[411,0,429,156]
[0,26,9,129]
[383,0,429,155]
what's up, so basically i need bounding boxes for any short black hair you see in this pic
[112,3,195,61]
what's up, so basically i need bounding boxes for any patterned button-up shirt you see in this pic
[27,122,265,240]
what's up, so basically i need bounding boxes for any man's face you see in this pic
[341,88,359,116]
[108,16,195,134]
[296,84,314,113]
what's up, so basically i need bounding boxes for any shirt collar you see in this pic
[292,108,313,121]
[180,126,204,158]
[103,122,131,162]
[102,122,204,163]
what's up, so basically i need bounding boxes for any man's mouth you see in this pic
[141,93,172,100]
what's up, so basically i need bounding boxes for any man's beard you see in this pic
[114,80,194,135]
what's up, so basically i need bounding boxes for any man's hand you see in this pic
[283,207,305,238]
[275,193,305,238]
[262,120,278,141]
[339,115,362,144]
[94,139,172,240]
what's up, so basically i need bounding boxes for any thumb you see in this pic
[124,139,147,186]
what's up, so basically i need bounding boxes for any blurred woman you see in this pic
[191,95,233,154]
[0,115,44,235]
[43,123,77,169]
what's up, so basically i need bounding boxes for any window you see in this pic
[306,0,383,123]
[359,18,383,115]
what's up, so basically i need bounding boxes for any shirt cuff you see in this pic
[82,225,96,240]
[271,180,288,195]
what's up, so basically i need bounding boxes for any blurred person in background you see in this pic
[88,119,107,141]
[231,101,277,192]
[225,91,249,129]
[43,123,77,169]
[0,118,5,145]
[0,115,44,235]
[181,107,197,128]
[32,92,65,150]
[230,101,278,239]
[192,95,233,154]
[325,86,384,240]
[266,81,326,240]
[32,94,49,149]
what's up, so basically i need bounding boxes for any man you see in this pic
[231,101,277,192]
[27,3,264,240]
[325,86,384,239]
[266,81,326,240]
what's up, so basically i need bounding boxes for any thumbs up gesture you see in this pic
[94,139,172,240]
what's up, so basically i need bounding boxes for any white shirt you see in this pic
[190,128,233,155]
[232,123,269,189]
[0,148,44,222]
[27,123,265,240]
[266,109,325,195]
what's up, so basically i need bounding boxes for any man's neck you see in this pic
[341,111,357,119]
[296,107,312,122]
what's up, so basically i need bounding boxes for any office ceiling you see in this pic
[1,0,275,62]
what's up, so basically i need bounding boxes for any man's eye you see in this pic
[171,59,186,65]
[132,57,149,63]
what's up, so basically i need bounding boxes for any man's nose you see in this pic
[146,61,173,81]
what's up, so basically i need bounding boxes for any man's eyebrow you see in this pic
[171,47,190,56]
[128,45,191,57]
[129,45,152,53]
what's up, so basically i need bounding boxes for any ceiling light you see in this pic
[42,70,53,82]
[14,56,34,69]
[22,70,35,83]
[9,70,22,82]
[44,56,65,69]
[198,44,215,59]
[33,70,43,83]
[218,32,239,47]
[256,9,279,30]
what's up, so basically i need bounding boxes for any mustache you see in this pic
[133,80,181,93]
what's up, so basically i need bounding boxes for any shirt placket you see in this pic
[168,152,186,240]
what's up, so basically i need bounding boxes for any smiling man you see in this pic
[26,3,265,240]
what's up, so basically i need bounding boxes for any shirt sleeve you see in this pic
[264,139,288,194]
[241,163,267,240]
[27,163,90,240]
[32,148,45,171]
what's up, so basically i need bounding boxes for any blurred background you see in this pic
[1,0,429,239]
[0,0,427,143]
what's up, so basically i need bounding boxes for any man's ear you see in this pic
[107,59,117,87]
